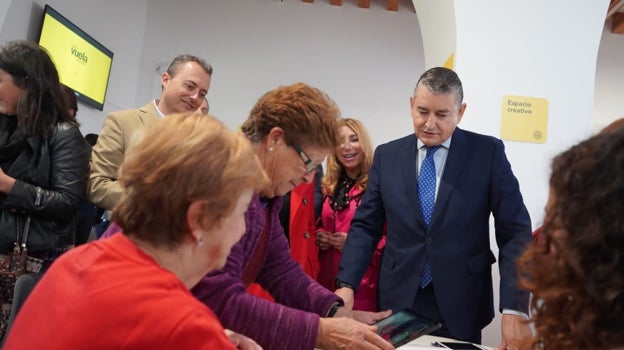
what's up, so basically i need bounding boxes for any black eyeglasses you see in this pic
[291,143,319,173]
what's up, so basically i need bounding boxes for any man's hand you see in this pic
[352,309,393,325]
[224,329,262,350]
[316,317,394,350]
[496,314,532,350]
[335,287,355,310]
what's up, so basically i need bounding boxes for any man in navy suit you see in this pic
[335,67,532,348]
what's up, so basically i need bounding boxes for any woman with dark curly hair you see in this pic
[517,128,624,349]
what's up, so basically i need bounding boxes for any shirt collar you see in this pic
[153,99,165,118]
[418,136,452,150]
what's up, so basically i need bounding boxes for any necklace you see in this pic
[328,171,362,211]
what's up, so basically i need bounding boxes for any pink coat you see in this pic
[317,185,385,311]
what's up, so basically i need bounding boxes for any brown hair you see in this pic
[323,118,374,195]
[517,129,624,349]
[166,54,213,77]
[112,113,269,248]
[599,117,624,135]
[240,82,340,150]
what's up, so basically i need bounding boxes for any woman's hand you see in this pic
[317,317,394,350]
[328,232,347,251]
[0,167,16,195]
[224,329,263,350]
[316,230,332,250]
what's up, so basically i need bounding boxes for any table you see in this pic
[400,335,493,349]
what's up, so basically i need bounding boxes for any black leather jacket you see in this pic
[0,122,89,254]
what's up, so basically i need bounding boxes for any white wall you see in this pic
[137,0,424,147]
[0,2,11,30]
[453,0,609,345]
[594,23,624,131]
[0,0,149,135]
[1,0,623,346]
[412,0,456,68]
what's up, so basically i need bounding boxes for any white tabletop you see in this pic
[400,335,493,349]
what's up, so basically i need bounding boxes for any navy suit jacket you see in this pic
[337,127,531,339]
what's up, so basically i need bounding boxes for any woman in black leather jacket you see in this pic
[0,40,89,270]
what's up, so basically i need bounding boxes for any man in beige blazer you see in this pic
[87,54,213,210]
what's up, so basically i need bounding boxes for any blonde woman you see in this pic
[316,118,385,312]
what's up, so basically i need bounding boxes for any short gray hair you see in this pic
[414,67,463,107]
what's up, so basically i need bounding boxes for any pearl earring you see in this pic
[193,230,205,246]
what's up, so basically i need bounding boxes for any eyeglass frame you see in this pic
[291,143,319,173]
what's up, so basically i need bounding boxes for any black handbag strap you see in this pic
[15,187,42,252]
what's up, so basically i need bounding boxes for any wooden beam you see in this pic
[612,12,624,34]
[302,0,313,3]
[358,0,370,9]
[330,0,342,6]
[387,0,399,11]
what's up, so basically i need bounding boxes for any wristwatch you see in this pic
[327,303,341,317]
[334,279,354,291]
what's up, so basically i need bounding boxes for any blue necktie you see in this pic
[418,145,440,288]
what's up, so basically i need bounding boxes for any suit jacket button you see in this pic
[425,237,432,244]
[302,198,308,205]
[303,232,310,239]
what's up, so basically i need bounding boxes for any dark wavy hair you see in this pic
[60,83,78,121]
[0,40,76,138]
[517,129,624,349]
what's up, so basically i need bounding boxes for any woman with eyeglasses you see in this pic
[315,118,385,312]
[192,83,393,350]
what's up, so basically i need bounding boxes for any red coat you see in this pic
[287,182,320,279]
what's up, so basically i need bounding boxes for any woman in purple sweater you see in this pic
[191,83,393,350]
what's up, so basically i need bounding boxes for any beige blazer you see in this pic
[87,102,160,210]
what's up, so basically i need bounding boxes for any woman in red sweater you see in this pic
[4,113,268,349]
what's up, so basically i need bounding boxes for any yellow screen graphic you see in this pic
[39,12,112,105]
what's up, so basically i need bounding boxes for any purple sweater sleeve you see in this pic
[192,195,341,350]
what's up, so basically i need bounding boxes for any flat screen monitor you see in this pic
[38,4,113,111]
